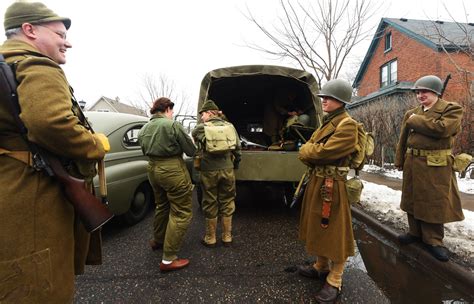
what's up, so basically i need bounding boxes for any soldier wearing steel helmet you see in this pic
[0,1,110,302]
[297,79,358,303]
[395,75,464,262]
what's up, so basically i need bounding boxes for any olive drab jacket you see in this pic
[0,40,106,303]
[395,99,464,224]
[298,108,357,263]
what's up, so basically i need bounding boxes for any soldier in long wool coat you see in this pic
[395,75,464,262]
[297,79,357,303]
[0,2,109,302]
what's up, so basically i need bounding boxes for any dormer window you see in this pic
[384,32,392,52]
[380,60,397,88]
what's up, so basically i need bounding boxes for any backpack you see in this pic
[340,117,374,173]
[203,121,238,154]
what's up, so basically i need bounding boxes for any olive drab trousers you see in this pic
[200,168,236,219]
[147,157,193,261]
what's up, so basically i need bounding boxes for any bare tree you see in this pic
[245,0,380,85]
[130,73,193,117]
[424,4,473,176]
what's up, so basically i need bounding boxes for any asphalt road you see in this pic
[74,191,389,303]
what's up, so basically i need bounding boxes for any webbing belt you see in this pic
[0,147,33,166]
[406,148,451,157]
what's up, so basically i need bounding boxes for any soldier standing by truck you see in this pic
[138,97,196,272]
[0,2,109,302]
[395,75,464,262]
[192,99,241,247]
[297,79,357,303]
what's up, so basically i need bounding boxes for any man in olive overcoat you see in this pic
[298,79,357,303]
[0,2,109,302]
[395,75,464,262]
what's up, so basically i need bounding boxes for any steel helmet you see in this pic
[297,114,310,126]
[317,79,353,104]
[411,75,443,95]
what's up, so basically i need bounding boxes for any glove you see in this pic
[95,133,110,153]
[233,161,240,170]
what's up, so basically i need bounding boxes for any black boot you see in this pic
[424,244,449,262]
[297,265,329,281]
[315,283,340,303]
[398,233,421,245]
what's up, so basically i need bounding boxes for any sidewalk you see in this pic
[359,171,474,212]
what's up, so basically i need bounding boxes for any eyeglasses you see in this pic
[36,24,67,40]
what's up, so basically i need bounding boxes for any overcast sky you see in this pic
[1,0,472,111]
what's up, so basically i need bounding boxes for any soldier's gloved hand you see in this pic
[94,133,110,153]
[233,161,240,170]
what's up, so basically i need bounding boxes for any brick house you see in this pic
[349,18,473,164]
[87,96,147,117]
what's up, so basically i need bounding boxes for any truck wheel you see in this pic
[121,183,154,226]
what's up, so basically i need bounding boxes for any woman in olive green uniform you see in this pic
[138,97,196,272]
[0,3,108,303]
[192,100,241,247]
[298,79,357,303]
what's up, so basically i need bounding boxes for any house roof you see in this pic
[348,81,414,109]
[353,18,474,88]
[88,96,147,116]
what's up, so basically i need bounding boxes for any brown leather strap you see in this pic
[0,147,33,166]
[320,177,334,229]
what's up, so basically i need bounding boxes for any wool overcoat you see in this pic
[0,40,106,303]
[298,109,357,263]
[395,99,464,223]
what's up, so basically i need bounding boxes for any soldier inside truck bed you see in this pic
[263,87,311,148]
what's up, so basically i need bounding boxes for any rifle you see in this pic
[440,74,451,98]
[290,169,310,208]
[0,54,113,232]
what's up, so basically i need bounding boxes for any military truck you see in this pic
[190,65,323,204]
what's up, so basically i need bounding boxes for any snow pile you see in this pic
[359,181,474,267]
[363,164,474,194]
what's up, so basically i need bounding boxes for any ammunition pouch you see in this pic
[313,165,350,180]
[406,148,451,167]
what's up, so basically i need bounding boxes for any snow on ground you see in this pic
[363,164,474,194]
[359,181,474,268]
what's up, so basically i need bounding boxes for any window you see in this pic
[123,125,145,147]
[380,60,397,88]
[384,32,392,52]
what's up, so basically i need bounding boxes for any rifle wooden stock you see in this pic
[45,153,114,232]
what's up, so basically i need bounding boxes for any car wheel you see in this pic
[121,183,154,226]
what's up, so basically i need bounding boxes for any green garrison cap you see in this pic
[199,99,219,113]
[4,1,71,31]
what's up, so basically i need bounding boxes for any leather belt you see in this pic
[0,147,33,166]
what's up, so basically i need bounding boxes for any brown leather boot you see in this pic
[315,283,340,303]
[221,216,233,246]
[201,217,217,247]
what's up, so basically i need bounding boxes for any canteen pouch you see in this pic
[345,176,363,204]
[452,153,472,172]
[426,154,447,167]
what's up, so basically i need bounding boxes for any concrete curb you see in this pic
[351,206,474,297]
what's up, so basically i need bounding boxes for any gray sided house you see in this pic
[349,18,474,165]
[88,96,147,117]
